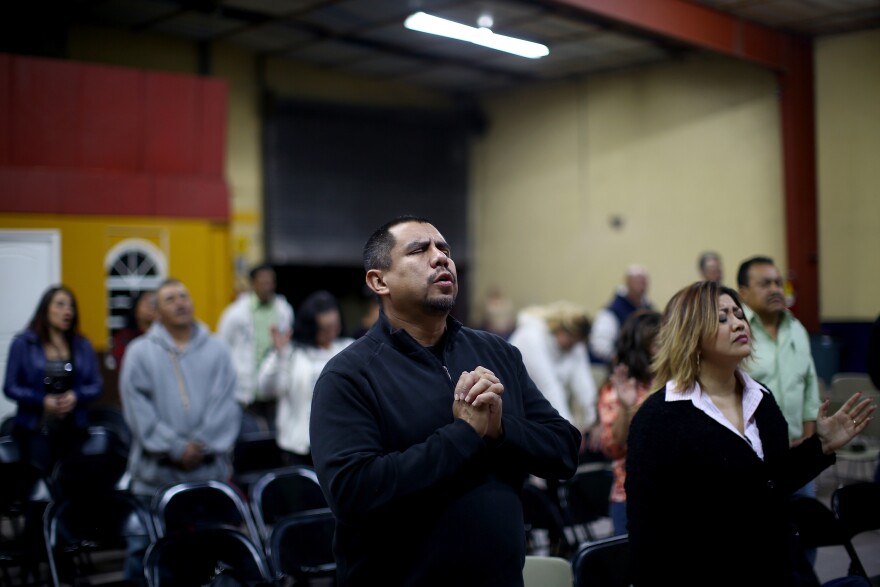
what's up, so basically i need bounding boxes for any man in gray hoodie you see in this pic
[120,278,240,497]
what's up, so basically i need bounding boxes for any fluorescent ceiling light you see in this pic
[404,12,549,59]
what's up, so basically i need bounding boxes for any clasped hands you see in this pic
[452,366,503,440]
[177,441,208,470]
[43,390,77,417]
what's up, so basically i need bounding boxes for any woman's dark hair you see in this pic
[27,285,79,344]
[614,309,661,384]
[125,290,154,331]
[293,290,343,346]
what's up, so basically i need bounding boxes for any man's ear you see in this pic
[366,269,388,297]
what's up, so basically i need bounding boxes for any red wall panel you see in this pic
[196,79,227,176]
[79,65,142,172]
[61,171,153,216]
[0,54,229,220]
[13,57,82,167]
[143,72,197,175]
[153,176,229,220]
[0,167,62,212]
[0,54,10,166]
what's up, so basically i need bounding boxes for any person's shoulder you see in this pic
[638,388,667,410]
[779,309,808,332]
[72,334,97,355]
[334,337,356,351]
[123,332,153,361]
[459,325,519,356]
[200,324,234,352]
[321,334,379,372]
[273,294,294,310]
[9,330,35,347]
[218,295,249,319]
[628,389,669,439]
[460,324,508,344]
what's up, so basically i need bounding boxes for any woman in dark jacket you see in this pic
[3,285,102,474]
[625,281,874,586]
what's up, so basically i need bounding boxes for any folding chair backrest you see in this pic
[571,534,631,587]
[828,374,879,413]
[152,480,259,544]
[49,425,129,499]
[249,466,326,540]
[44,491,155,587]
[266,509,336,582]
[231,432,286,497]
[832,482,880,542]
[144,527,272,587]
[558,466,614,526]
[788,495,849,549]
[523,555,573,587]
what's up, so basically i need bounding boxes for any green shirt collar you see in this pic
[744,303,793,334]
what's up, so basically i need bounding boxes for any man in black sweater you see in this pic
[310,216,581,586]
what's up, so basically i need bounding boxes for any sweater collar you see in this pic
[370,310,462,354]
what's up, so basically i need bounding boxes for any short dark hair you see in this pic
[157,277,184,293]
[698,251,720,272]
[249,263,274,281]
[294,290,342,346]
[362,215,431,272]
[27,285,79,344]
[737,256,775,287]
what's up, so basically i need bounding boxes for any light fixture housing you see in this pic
[404,12,549,59]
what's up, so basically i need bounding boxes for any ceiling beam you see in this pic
[543,0,791,70]
[546,0,820,332]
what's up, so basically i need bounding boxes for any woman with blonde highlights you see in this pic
[625,281,875,586]
[509,301,596,429]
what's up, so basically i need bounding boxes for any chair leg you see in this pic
[843,543,870,582]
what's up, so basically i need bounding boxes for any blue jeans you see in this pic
[123,494,152,586]
[610,501,628,537]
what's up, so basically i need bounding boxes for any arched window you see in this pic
[104,239,167,366]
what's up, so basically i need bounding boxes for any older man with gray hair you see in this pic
[589,264,654,366]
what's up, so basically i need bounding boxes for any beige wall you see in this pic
[816,28,880,320]
[470,55,785,322]
[67,24,879,324]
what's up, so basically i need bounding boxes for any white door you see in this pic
[0,229,61,423]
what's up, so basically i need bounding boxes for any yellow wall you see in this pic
[816,28,880,320]
[0,214,231,350]
[470,55,784,321]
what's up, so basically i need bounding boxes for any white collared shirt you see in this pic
[664,369,767,460]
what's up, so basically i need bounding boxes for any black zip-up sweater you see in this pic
[310,311,581,587]
[625,384,836,587]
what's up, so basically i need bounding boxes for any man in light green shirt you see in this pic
[217,264,294,431]
[737,256,820,446]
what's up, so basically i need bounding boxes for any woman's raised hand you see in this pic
[817,392,876,454]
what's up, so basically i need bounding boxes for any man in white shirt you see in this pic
[217,263,293,430]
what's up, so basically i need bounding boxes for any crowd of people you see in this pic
[3,222,877,586]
